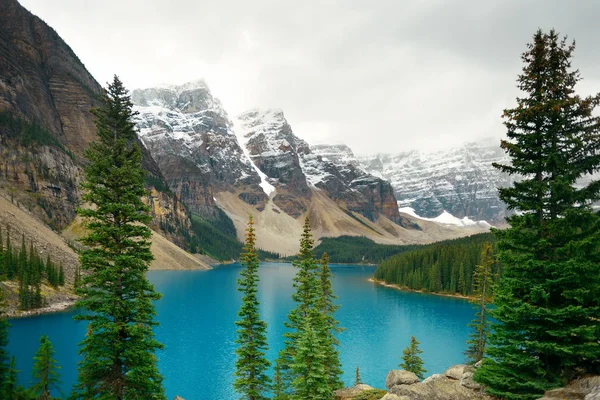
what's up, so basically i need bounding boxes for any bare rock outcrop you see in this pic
[385,366,489,400]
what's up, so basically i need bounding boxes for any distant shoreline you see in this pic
[368,278,474,301]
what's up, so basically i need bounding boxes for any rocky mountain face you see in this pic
[234,110,406,225]
[358,142,513,223]
[132,82,266,220]
[132,88,423,254]
[0,0,192,250]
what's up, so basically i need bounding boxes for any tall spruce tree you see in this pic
[30,335,61,400]
[399,336,426,380]
[278,218,329,399]
[475,30,600,400]
[465,242,495,364]
[233,216,271,400]
[317,252,343,392]
[291,319,329,400]
[72,75,165,400]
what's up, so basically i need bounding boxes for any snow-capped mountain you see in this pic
[132,81,266,217]
[358,142,513,223]
[234,109,404,225]
[131,81,456,254]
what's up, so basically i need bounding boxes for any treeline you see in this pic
[310,236,420,264]
[373,233,498,296]
[0,227,66,310]
[185,212,280,261]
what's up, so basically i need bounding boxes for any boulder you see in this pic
[390,374,487,400]
[335,384,374,400]
[173,397,185,400]
[381,394,409,400]
[422,374,443,384]
[386,370,420,388]
[586,387,600,400]
[444,364,467,380]
[460,372,481,390]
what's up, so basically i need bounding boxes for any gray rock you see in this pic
[381,394,409,400]
[386,370,420,388]
[422,373,443,384]
[460,372,481,390]
[586,386,600,400]
[390,374,487,400]
[334,384,374,400]
[444,364,467,380]
[173,397,185,400]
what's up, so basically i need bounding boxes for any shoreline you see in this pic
[7,299,77,319]
[368,278,474,301]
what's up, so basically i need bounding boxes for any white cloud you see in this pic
[18,0,600,154]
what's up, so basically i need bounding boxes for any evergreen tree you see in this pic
[399,336,426,380]
[354,367,362,386]
[233,216,271,400]
[58,264,64,287]
[317,252,343,392]
[273,360,285,400]
[30,335,61,400]
[278,218,329,398]
[71,75,165,400]
[475,30,600,400]
[457,263,466,296]
[290,320,329,400]
[0,287,11,397]
[465,242,495,364]
[5,356,20,399]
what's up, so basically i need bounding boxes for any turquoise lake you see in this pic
[7,263,475,399]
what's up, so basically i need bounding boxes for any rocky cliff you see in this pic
[132,82,266,221]
[0,0,195,265]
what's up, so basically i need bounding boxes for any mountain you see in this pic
[132,84,490,255]
[0,0,203,276]
[358,141,513,223]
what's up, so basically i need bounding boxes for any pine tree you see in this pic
[233,216,271,400]
[475,30,600,400]
[30,335,61,400]
[278,218,329,399]
[354,367,362,386]
[400,336,426,380]
[291,320,329,400]
[5,356,20,399]
[273,360,286,400]
[317,252,343,392]
[457,263,466,296]
[58,264,64,286]
[72,76,165,400]
[0,287,11,397]
[465,242,494,364]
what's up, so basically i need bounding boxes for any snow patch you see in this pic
[232,119,276,197]
[399,207,492,228]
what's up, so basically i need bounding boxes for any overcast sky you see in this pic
[19,0,600,154]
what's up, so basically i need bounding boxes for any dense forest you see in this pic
[290,236,420,264]
[373,233,498,296]
[160,209,280,262]
[0,227,66,310]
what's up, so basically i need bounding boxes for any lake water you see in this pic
[7,263,475,399]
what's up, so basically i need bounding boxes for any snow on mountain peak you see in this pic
[399,207,492,228]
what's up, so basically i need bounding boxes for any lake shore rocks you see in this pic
[538,376,600,400]
[383,365,489,400]
[386,370,420,388]
[334,383,375,399]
